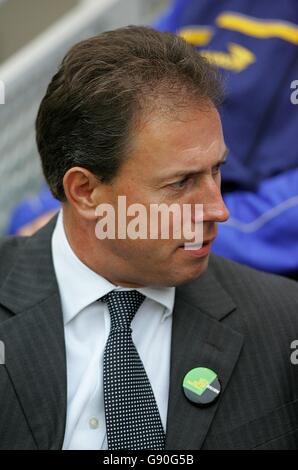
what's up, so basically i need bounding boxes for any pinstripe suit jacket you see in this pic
[0,216,297,450]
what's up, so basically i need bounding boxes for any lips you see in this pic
[180,241,212,258]
[179,237,215,248]
[177,235,216,259]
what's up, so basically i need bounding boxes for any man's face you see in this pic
[94,103,229,287]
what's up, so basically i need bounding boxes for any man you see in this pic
[0,26,297,450]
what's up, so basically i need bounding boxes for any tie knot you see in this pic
[100,290,145,330]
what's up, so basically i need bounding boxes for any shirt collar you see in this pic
[52,211,175,325]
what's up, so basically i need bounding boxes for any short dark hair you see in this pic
[36,25,223,201]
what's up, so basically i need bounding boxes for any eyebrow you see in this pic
[162,147,229,180]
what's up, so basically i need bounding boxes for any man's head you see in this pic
[36,25,229,287]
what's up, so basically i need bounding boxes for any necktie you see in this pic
[100,290,165,450]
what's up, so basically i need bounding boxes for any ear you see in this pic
[63,167,102,220]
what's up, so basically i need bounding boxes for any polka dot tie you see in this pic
[100,290,165,450]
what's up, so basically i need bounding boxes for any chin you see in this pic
[181,268,208,286]
[162,255,210,287]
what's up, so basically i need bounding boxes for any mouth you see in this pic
[178,237,215,257]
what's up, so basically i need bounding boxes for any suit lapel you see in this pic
[165,263,244,450]
[0,216,67,449]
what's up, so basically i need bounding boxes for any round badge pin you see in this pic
[183,367,221,406]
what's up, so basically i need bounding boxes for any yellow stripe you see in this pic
[178,26,213,46]
[201,43,256,72]
[217,12,298,45]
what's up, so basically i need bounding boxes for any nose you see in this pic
[204,196,229,223]
[192,178,230,224]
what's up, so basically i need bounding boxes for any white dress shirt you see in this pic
[51,211,175,450]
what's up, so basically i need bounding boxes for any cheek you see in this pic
[106,237,157,262]
[124,238,177,264]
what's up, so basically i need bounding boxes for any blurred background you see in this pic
[0,0,297,279]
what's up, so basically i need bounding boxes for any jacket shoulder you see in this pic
[210,253,298,303]
[0,236,28,286]
[209,254,298,335]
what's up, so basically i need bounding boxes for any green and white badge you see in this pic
[183,367,221,406]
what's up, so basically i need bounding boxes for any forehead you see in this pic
[130,104,224,172]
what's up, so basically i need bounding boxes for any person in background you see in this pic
[6,183,60,236]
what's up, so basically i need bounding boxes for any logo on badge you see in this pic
[183,367,221,406]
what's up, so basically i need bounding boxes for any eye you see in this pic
[212,164,221,175]
[212,160,226,175]
[169,176,190,190]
